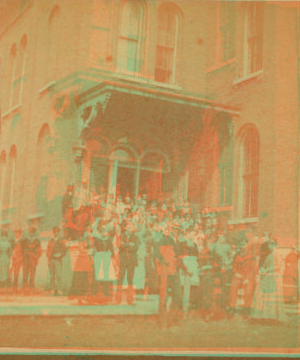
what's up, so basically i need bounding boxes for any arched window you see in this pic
[117,1,148,76]
[36,124,51,186]
[12,35,27,108]
[212,117,234,207]
[140,151,170,200]
[7,44,17,111]
[0,151,6,212]
[240,127,260,217]
[48,5,61,79]
[3,146,17,214]
[155,6,179,84]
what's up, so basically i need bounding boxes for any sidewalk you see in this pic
[0,292,160,316]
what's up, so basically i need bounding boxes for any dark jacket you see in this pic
[47,238,67,261]
[94,235,115,256]
[0,233,15,257]
[119,232,140,266]
[21,236,42,261]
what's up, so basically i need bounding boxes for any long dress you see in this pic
[251,252,286,321]
[69,240,92,296]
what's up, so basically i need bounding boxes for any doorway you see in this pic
[116,166,136,199]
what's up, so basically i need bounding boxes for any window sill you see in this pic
[27,212,45,220]
[1,204,18,215]
[233,69,263,86]
[2,104,22,120]
[206,58,236,74]
[12,72,26,83]
[38,81,56,94]
[228,217,259,225]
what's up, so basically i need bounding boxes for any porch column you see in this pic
[108,159,118,198]
[134,161,140,199]
[73,146,85,188]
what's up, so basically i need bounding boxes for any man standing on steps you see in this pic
[155,224,190,326]
[47,226,67,295]
[115,222,140,305]
[21,223,42,290]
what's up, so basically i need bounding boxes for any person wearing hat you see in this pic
[251,237,286,322]
[227,230,258,316]
[11,226,23,290]
[141,194,148,208]
[62,184,76,239]
[124,195,132,212]
[21,224,42,288]
[283,246,300,304]
[46,226,67,295]
[114,222,140,305]
[155,225,189,326]
[0,221,15,287]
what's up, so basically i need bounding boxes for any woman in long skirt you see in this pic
[68,234,93,304]
[251,238,286,323]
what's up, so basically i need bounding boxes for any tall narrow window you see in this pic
[155,6,179,84]
[6,44,17,112]
[3,146,17,214]
[0,151,6,214]
[242,128,259,217]
[11,35,27,108]
[49,5,61,80]
[36,124,50,186]
[90,0,112,66]
[117,1,147,76]
[216,120,234,207]
[217,1,235,63]
[245,2,263,75]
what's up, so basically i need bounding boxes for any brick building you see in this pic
[0,0,299,252]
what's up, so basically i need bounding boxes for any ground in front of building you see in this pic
[0,313,298,351]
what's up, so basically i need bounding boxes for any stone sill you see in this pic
[2,104,22,120]
[233,69,263,87]
[206,58,236,74]
[85,65,183,92]
[38,81,56,94]
[228,217,259,225]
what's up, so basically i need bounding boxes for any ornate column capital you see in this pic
[73,146,86,163]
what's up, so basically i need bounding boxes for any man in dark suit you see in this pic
[21,225,42,288]
[62,184,75,239]
[47,226,67,295]
[115,222,140,305]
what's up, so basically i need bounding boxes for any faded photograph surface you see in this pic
[0,0,299,355]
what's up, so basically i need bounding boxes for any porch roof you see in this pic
[54,68,241,116]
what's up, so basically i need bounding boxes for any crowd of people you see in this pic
[0,181,296,325]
